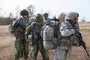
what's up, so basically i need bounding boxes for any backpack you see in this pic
[42,24,58,50]
[8,23,14,33]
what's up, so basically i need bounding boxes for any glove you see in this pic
[27,41,33,46]
[29,42,33,46]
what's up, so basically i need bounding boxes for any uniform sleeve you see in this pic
[11,20,18,32]
[75,23,80,33]
[12,20,17,27]
[60,22,75,37]
[25,25,32,41]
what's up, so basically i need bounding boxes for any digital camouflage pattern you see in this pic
[54,12,80,60]
[42,25,56,50]
[58,13,66,22]
[54,21,79,60]
[65,12,79,20]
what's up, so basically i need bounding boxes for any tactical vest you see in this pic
[59,21,79,46]
[18,18,30,29]
[13,18,29,37]
[30,22,44,44]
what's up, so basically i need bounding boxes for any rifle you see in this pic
[66,21,89,57]
[51,17,59,21]
[51,17,59,38]
[76,32,90,57]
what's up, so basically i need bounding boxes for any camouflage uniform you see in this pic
[25,14,49,60]
[12,9,30,60]
[54,12,80,60]
[58,12,66,22]
[43,13,51,24]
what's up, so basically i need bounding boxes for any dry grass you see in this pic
[0,23,90,60]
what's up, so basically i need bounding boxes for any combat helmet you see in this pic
[20,9,29,16]
[35,14,43,22]
[58,13,66,22]
[44,13,48,17]
[65,12,79,20]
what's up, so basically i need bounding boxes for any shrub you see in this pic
[0,17,12,25]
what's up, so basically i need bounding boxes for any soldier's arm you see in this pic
[25,25,32,42]
[60,22,75,36]
[12,21,16,27]
[75,23,80,33]
[11,20,18,32]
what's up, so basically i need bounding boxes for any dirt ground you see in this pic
[0,23,90,60]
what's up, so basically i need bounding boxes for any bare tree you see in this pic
[9,12,13,18]
[15,6,20,19]
[40,8,44,14]
[0,8,2,17]
[27,5,35,17]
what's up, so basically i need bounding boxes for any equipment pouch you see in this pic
[28,35,33,45]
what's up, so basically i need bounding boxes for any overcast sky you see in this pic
[0,0,90,21]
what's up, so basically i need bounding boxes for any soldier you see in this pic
[58,13,66,22]
[25,14,49,60]
[54,12,80,60]
[11,9,29,60]
[43,13,50,24]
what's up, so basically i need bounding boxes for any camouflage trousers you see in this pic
[15,37,29,60]
[30,42,49,60]
[54,46,68,60]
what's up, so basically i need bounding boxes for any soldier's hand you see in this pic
[27,41,34,46]
[29,42,33,45]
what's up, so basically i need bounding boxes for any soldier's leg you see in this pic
[30,44,38,60]
[15,38,22,60]
[40,45,49,60]
[20,48,24,57]
[23,40,29,60]
[54,47,68,60]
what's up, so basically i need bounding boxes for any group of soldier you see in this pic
[8,9,88,60]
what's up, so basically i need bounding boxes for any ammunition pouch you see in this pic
[13,26,25,37]
[60,35,79,46]
[28,35,33,46]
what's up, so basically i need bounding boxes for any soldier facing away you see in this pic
[10,9,30,60]
[54,12,80,60]
[58,12,66,22]
[25,14,49,60]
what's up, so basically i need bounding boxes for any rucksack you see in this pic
[42,24,58,50]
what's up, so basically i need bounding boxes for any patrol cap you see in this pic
[20,9,29,15]
[35,14,43,22]
[44,13,48,17]
[65,12,79,20]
